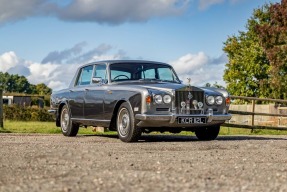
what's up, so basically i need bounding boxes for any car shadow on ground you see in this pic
[82,134,287,142]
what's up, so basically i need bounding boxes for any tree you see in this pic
[0,72,52,95]
[256,0,287,99]
[205,82,225,89]
[223,4,271,98]
[35,83,52,95]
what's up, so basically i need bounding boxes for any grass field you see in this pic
[1,120,287,135]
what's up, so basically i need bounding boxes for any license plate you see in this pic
[178,117,206,124]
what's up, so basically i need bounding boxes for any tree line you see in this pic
[0,72,52,95]
[223,0,287,99]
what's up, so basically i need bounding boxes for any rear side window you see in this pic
[76,65,93,86]
[93,64,107,82]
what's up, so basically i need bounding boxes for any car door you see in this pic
[84,64,107,120]
[69,65,93,119]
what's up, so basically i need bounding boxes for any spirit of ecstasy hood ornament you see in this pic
[185,78,192,92]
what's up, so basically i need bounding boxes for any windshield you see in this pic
[110,63,180,83]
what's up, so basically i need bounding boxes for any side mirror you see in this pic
[92,77,102,84]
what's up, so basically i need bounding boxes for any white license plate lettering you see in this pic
[178,117,206,124]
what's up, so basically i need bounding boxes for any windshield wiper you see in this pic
[139,78,159,81]
[157,80,177,83]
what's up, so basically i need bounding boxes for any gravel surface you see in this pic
[0,134,287,192]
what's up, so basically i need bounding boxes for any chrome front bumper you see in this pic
[48,109,57,114]
[135,113,232,124]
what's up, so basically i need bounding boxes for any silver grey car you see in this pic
[50,60,231,142]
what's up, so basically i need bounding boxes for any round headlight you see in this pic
[206,96,215,105]
[154,95,163,104]
[215,96,223,105]
[163,95,171,104]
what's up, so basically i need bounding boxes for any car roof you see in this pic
[79,60,171,68]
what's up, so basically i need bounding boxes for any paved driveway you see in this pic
[0,134,287,192]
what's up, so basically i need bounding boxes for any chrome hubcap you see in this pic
[118,108,130,136]
[61,108,69,132]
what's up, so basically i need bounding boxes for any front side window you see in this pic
[76,65,93,86]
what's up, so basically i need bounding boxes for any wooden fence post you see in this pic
[251,99,255,126]
[0,90,3,129]
[251,99,255,133]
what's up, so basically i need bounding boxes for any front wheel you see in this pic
[60,105,79,137]
[117,102,142,142]
[195,125,220,141]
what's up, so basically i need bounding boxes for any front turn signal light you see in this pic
[226,97,231,106]
[146,95,152,104]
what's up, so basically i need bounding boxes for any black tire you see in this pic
[117,102,142,142]
[60,105,79,137]
[195,125,220,141]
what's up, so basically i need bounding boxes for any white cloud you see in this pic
[47,80,67,91]
[0,0,190,25]
[0,0,248,25]
[0,43,127,91]
[41,42,87,64]
[171,52,209,75]
[27,62,60,84]
[0,45,228,91]
[0,51,19,72]
[0,0,53,24]
[58,0,190,24]
[170,52,227,86]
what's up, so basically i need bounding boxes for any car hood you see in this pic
[115,82,226,96]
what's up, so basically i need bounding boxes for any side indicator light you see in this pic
[226,97,231,106]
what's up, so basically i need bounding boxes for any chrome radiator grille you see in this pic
[175,91,204,114]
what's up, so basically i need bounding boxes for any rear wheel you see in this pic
[195,125,220,141]
[60,105,79,137]
[117,102,142,142]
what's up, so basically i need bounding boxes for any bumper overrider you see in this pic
[135,113,232,127]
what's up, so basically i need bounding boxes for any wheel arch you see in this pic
[109,99,132,131]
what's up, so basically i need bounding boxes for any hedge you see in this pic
[3,105,54,122]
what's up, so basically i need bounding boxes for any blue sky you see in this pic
[0,0,280,90]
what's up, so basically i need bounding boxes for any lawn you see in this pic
[0,121,99,135]
[1,120,287,135]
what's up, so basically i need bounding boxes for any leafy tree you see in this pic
[223,4,271,98]
[35,83,52,95]
[256,0,287,99]
[0,72,9,91]
[0,72,52,95]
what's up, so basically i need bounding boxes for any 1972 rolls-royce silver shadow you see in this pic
[50,60,231,142]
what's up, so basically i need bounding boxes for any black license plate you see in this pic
[178,117,206,124]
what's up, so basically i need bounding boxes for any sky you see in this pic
[0,0,281,91]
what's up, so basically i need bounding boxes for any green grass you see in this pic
[0,120,116,135]
[0,120,287,135]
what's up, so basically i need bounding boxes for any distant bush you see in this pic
[3,105,54,122]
